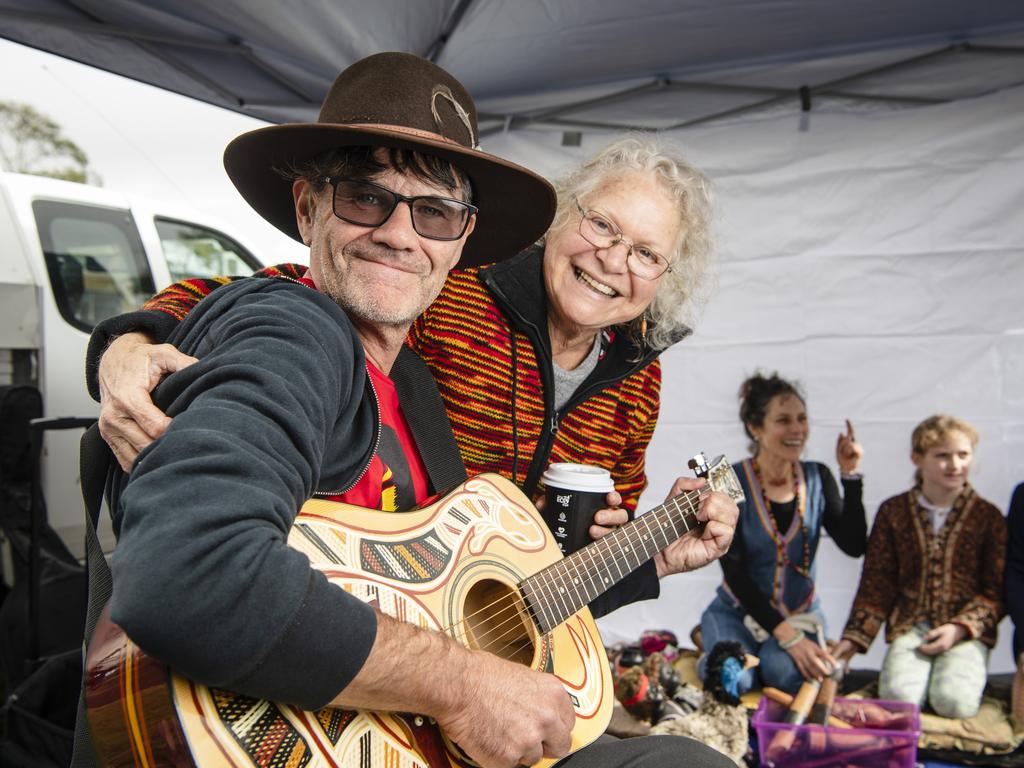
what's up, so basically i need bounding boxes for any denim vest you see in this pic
[719,458,825,616]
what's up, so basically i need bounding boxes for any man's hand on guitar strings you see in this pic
[436,649,575,768]
[336,612,574,768]
[654,476,739,578]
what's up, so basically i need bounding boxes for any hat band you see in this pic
[347,122,480,151]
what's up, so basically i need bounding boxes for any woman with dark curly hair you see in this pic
[699,372,867,694]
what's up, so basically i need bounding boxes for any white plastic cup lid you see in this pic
[541,463,614,493]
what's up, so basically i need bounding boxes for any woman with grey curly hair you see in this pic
[408,134,717,529]
[91,135,719,608]
[389,136,725,620]
[545,135,714,353]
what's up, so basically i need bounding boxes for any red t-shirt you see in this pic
[329,360,430,511]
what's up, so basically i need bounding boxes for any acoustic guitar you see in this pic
[85,454,743,767]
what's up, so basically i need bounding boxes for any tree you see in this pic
[0,101,99,184]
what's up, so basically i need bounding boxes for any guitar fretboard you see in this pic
[519,490,702,634]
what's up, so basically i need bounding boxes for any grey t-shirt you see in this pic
[551,333,602,411]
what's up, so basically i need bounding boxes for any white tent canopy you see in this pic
[2,2,1022,671]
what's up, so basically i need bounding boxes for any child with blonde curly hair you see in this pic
[834,414,1006,719]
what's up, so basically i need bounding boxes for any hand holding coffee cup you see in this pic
[540,463,616,555]
[589,489,627,537]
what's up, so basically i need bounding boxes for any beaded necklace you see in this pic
[752,457,812,577]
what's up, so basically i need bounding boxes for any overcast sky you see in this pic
[0,38,307,264]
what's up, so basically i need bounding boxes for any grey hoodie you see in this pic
[109,278,379,709]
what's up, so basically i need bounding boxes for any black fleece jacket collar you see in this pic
[479,245,690,383]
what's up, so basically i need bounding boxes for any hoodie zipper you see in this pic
[312,363,381,497]
[481,251,669,497]
[521,365,651,497]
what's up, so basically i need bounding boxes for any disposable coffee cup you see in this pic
[541,463,615,555]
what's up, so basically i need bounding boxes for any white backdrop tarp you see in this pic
[482,85,1024,673]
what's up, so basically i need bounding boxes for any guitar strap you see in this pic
[390,346,467,494]
[71,423,111,766]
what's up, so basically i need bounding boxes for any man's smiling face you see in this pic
[297,157,474,330]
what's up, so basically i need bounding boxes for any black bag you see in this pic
[0,385,86,693]
[0,385,89,766]
[0,534,85,693]
[0,649,79,768]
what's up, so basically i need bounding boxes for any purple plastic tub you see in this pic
[752,696,920,768]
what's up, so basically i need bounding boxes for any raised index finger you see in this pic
[845,419,856,440]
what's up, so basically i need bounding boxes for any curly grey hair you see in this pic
[545,135,715,351]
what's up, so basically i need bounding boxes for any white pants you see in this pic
[879,624,989,719]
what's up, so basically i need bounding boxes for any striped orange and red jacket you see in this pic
[411,247,686,512]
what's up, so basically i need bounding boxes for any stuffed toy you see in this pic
[642,651,681,698]
[614,663,667,724]
[640,629,680,662]
[652,640,758,766]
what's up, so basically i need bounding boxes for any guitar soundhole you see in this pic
[462,579,536,666]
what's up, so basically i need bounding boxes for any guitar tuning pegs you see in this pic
[687,453,745,503]
[688,452,710,477]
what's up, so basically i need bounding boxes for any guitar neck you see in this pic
[520,489,703,634]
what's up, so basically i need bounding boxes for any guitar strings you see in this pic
[462,495,708,663]
[443,488,704,639]
[461,493,705,660]
[482,490,710,661]
[443,491,704,652]
[440,491,705,658]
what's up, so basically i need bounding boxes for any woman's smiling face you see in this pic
[749,394,809,463]
[542,171,680,340]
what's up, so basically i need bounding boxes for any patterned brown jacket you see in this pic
[841,485,1006,650]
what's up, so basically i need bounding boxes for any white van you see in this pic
[0,171,267,560]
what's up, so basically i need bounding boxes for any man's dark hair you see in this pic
[283,146,473,203]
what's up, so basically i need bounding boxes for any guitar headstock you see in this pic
[688,453,745,504]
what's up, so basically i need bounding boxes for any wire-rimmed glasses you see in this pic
[575,200,672,280]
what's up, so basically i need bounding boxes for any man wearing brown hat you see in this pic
[85,53,734,768]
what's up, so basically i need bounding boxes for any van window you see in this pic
[155,218,261,282]
[33,200,157,334]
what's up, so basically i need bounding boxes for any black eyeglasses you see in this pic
[574,200,672,280]
[322,177,477,241]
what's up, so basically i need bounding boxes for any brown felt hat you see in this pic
[223,52,555,268]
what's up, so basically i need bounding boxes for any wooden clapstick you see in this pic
[762,687,852,729]
[768,679,841,763]
[807,667,843,755]
[766,682,819,763]
[783,678,821,725]
[807,666,843,725]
